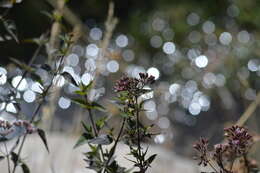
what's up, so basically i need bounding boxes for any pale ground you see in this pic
[0,133,199,173]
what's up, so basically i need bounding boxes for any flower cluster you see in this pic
[193,125,258,173]
[193,137,209,166]
[224,125,253,156]
[114,73,155,94]
[13,120,37,134]
[139,72,155,85]
[0,119,36,141]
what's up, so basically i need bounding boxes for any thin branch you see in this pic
[4,142,11,173]
[236,91,260,126]
[47,0,64,62]
[135,96,143,172]
[11,40,44,93]
[12,48,70,173]
[87,108,98,137]
[45,0,89,41]
[86,108,105,164]
[12,75,54,173]
[243,154,250,173]
[105,117,126,171]
[93,2,118,88]
[208,161,220,173]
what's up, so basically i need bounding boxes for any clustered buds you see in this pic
[224,125,253,156]
[193,137,209,166]
[0,119,36,141]
[114,73,155,94]
[139,73,155,85]
[13,120,37,134]
[193,125,258,173]
[114,76,138,92]
[0,120,14,137]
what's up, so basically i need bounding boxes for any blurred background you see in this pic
[0,0,260,172]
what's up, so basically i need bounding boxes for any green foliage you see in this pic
[37,129,49,153]
[71,73,157,173]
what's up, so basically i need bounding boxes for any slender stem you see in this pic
[236,91,260,126]
[4,44,43,112]
[15,41,43,89]
[87,108,98,136]
[243,154,250,173]
[208,161,219,173]
[4,143,11,173]
[12,54,66,173]
[86,108,105,163]
[104,118,126,172]
[12,34,72,173]
[135,96,144,172]
[11,44,45,173]
[229,158,235,172]
[12,90,48,173]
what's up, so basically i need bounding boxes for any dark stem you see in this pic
[135,96,144,172]
[4,44,43,112]
[86,108,105,164]
[12,85,51,173]
[12,54,66,173]
[87,108,98,136]
[4,142,11,173]
[104,117,126,172]
[208,161,220,173]
[11,44,45,173]
[243,154,250,173]
[15,44,42,91]
[229,158,235,172]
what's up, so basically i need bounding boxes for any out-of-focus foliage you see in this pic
[0,0,260,159]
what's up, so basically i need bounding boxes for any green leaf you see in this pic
[21,163,30,173]
[0,156,4,161]
[145,154,157,165]
[88,134,113,145]
[96,116,107,130]
[62,71,79,86]
[40,64,52,72]
[37,129,49,153]
[2,19,19,43]
[12,102,21,112]
[81,121,92,133]
[90,102,106,112]
[9,57,34,73]
[79,81,93,93]
[30,73,43,84]
[40,11,54,20]
[74,90,87,96]
[11,152,19,165]
[74,134,88,149]
[71,99,105,111]
[71,98,86,108]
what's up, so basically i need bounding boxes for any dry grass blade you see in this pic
[236,91,260,126]
[45,0,89,41]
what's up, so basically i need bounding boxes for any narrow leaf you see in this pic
[74,134,88,149]
[88,134,113,145]
[9,57,34,72]
[11,152,19,165]
[21,163,30,173]
[40,64,52,72]
[91,102,106,112]
[0,156,4,161]
[37,129,49,153]
[62,71,79,86]
[145,154,157,165]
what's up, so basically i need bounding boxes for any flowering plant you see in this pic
[70,72,157,173]
[193,125,258,173]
